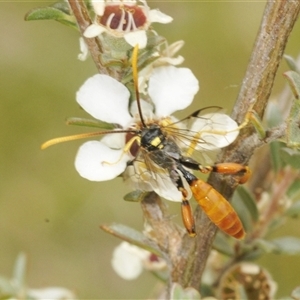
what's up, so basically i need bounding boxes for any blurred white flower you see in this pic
[28,287,76,300]
[84,0,173,48]
[111,241,166,280]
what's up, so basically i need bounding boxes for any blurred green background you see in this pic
[1,1,300,299]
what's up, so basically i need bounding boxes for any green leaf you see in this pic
[265,100,284,127]
[284,71,300,99]
[12,253,27,292]
[66,117,115,130]
[124,190,149,202]
[286,201,300,218]
[272,236,300,255]
[281,148,300,169]
[287,179,300,200]
[286,100,300,149]
[230,186,258,234]
[236,185,259,222]
[255,237,300,255]
[270,141,286,173]
[100,223,162,256]
[213,232,234,256]
[0,275,15,299]
[249,110,266,139]
[171,283,201,300]
[25,6,77,30]
[284,55,300,73]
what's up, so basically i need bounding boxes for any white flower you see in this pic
[77,37,89,61]
[111,241,166,280]
[75,65,239,201]
[84,0,173,48]
[28,287,76,300]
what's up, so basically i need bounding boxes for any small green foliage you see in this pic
[212,232,235,256]
[284,71,300,98]
[124,190,150,202]
[0,253,26,299]
[66,117,115,130]
[255,237,300,255]
[283,70,300,148]
[25,1,78,30]
[280,147,300,169]
[249,110,266,139]
[284,55,300,73]
[171,283,201,300]
[286,201,300,218]
[286,100,300,149]
[232,186,258,231]
[270,141,287,173]
[100,223,162,256]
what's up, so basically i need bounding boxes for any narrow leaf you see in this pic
[171,283,201,300]
[284,55,300,73]
[25,6,77,30]
[284,71,300,99]
[124,190,149,202]
[270,141,286,173]
[280,148,300,169]
[285,201,300,218]
[236,185,259,222]
[256,237,300,255]
[66,117,115,130]
[286,100,300,149]
[100,223,162,256]
[271,236,300,255]
[213,232,234,256]
[12,253,27,292]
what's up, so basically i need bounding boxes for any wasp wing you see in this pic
[162,107,239,161]
[124,147,191,202]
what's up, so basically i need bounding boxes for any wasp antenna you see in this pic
[132,44,146,128]
[41,129,134,150]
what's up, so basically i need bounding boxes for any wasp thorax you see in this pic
[140,126,165,151]
[98,4,147,32]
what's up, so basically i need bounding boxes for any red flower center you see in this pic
[99,5,147,32]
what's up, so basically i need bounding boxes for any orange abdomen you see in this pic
[190,179,245,239]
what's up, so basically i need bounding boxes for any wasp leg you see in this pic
[211,163,251,184]
[179,157,250,184]
[174,170,196,237]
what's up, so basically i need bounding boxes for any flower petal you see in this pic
[101,132,126,149]
[84,24,106,38]
[112,242,145,280]
[148,9,173,24]
[148,66,199,117]
[77,37,89,61]
[75,141,129,181]
[124,31,147,49]
[76,74,132,128]
[190,113,239,150]
[91,0,105,16]
[130,99,154,121]
[28,287,76,300]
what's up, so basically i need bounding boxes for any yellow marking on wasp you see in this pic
[150,137,162,148]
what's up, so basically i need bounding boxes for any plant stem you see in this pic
[186,0,300,290]
[67,0,109,75]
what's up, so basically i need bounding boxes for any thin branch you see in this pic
[186,0,300,289]
[67,0,109,75]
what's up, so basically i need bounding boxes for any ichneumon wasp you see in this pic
[42,45,250,239]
